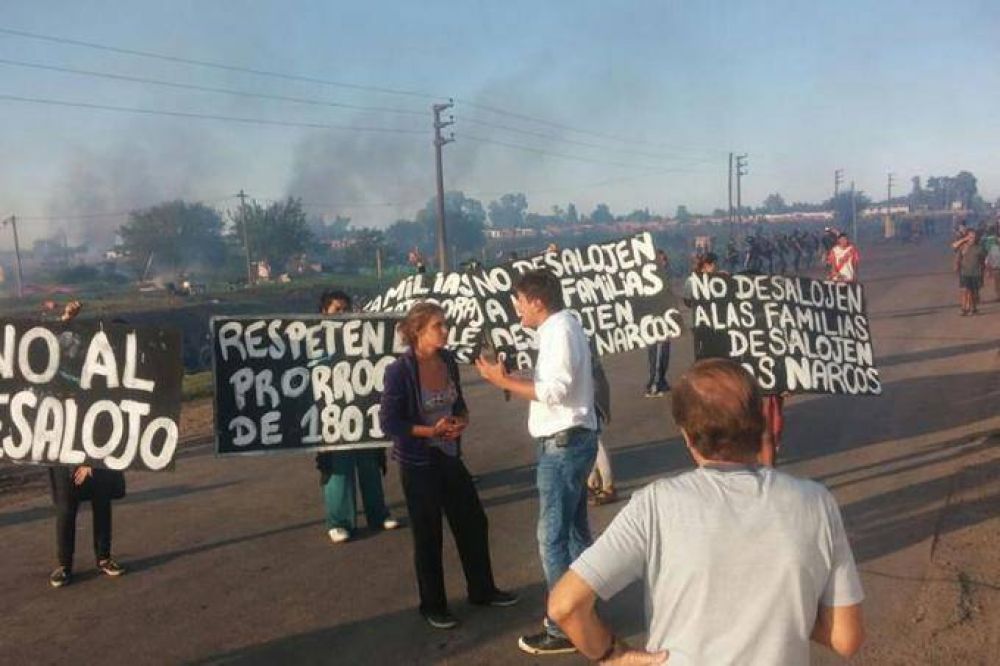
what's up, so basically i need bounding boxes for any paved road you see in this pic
[1,241,997,665]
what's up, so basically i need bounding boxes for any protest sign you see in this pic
[689,273,881,395]
[0,321,183,471]
[213,313,404,455]
[479,233,683,370]
[363,272,485,363]
[366,233,682,371]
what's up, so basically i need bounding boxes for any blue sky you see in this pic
[1,0,998,247]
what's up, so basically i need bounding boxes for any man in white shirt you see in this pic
[547,359,866,664]
[476,269,599,656]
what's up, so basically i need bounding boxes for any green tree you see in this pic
[566,203,579,225]
[591,203,614,224]
[385,218,428,256]
[231,197,313,269]
[824,191,871,227]
[761,193,787,214]
[119,200,226,273]
[415,191,486,258]
[487,193,528,228]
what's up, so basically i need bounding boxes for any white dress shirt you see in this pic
[528,309,598,438]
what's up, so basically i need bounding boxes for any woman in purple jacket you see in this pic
[380,302,517,629]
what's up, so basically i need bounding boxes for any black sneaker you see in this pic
[470,589,520,607]
[421,609,459,630]
[97,558,126,577]
[517,631,576,655]
[49,567,71,588]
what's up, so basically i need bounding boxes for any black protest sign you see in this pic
[690,273,881,396]
[479,233,683,370]
[0,322,183,471]
[363,272,486,363]
[213,314,404,455]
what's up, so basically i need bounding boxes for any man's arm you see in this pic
[810,603,865,658]
[474,357,537,401]
[548,571,666,665]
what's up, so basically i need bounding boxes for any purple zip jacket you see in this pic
[379,348,468,467]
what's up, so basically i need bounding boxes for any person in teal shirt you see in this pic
[315,289,399,543]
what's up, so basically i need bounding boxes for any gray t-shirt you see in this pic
[571,465,863,665]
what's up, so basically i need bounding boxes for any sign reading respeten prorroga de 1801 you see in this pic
[690,273,881,396]
[0,321,183,470]
[212,314,403,455]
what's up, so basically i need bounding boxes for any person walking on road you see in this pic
[952,229,987,315]
[547,359,866,664]
[476,269,599,656]
[380,303,518,630]
[645,249,672,397]
[315,289,398,544]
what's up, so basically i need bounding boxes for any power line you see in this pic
[455,133,696,171]
[0,26,735,156]
[0,57,427,117]
[0,26,442,102]
[456,98,729,155]
[459,115,715,163]
[0,93,428,134]
[15,195,236,221]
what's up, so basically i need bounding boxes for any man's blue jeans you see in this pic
[536,429,598,637]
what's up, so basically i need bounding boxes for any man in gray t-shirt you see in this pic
[548,359,865,664]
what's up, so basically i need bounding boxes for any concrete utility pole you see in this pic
[236,189,253,285]
[728,152,734,226]
[735,154,748,224]
[835,169,844,197]
[2,215,24,299]
[432,101,454,272]
[850,181,857,244]
[886,172,895,215]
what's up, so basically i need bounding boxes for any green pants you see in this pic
[323,450,389,531]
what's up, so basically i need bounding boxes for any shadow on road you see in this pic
[0,480,242,529]
[876,340,999,368]
[193,579,646,665]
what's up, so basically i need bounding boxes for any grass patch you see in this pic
[182,371,215,402]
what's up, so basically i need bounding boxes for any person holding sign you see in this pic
[547,359,865,664]
[380,303,518,630]
[47,302,127,588]
[475,269,599,656]
[315,290,398,544]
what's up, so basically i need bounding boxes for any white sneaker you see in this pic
[328,528,350,544]
[383,517,400,530]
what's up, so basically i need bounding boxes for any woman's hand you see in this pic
[431,417,455,439]
[73,466,93,485]
[441,416,468,440]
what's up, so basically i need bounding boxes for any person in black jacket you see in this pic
[380,302,517,629]
[48,301,127,588]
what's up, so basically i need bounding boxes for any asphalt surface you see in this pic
[1,240,997,665]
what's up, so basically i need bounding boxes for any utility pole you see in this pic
[433,101,454,272]
[727,152,734,226]
[236,189,253,286]
[886,172,895,215]
[850,181,857,244]
[2,215,24,299]
[735,154,748,224]
[834,169,844,197]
